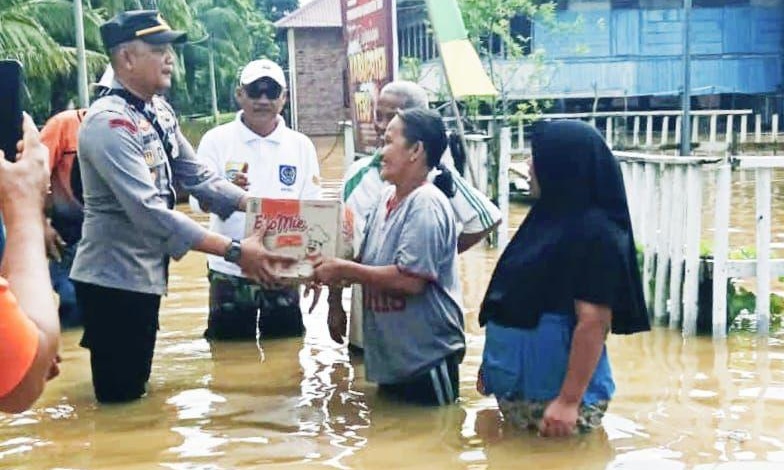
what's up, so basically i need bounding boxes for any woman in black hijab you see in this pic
[477,120,649,437]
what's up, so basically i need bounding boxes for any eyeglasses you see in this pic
[243,80,282,100]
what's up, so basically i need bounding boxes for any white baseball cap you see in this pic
[239,59,286,88]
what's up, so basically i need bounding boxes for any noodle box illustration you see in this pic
[244,197,354,280]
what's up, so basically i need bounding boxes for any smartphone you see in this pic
[0,60,24,162]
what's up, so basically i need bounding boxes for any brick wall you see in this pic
[293,28,348,136]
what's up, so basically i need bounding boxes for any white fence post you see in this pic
[682,164,703,336]
[668,165,687,329]
[654,166,673,324]
[772,114,779,143]
[464,135,490,193]
[756,168,772,335]
[755,114,762,143]
[341,121,355,172]
[621,162,633,215]
[725,115,734,146]
[661,116,670,146]
[606,117,613,149]
[646,116,654,147]
[642,163,659,310]
[517,121,524,153]
[740,115,748,143]
[712,163,732,338]
[633,116,641,147]
[709,114,718,144]
[692,116,700,143]
[498,127,512,250]
[675,116,682,147]
[630,162,644,237]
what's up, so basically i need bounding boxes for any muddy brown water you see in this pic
[1,147,783,469]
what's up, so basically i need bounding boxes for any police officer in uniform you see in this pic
[71,10,294,403]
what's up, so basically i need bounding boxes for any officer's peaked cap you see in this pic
[101,10,187,51]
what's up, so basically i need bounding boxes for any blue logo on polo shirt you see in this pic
[279,165,297,186]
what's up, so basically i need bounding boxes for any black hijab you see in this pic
[478,120,649,334]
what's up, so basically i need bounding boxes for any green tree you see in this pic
[0,0,105,118]
[95,0,197,26]
[458,0,560,121]
[178,0,278,116]
[2,0,279,119]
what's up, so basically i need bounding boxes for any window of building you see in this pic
[639,0,683,8]
[693,0,748,6]
[509,14,533,56]
[478,33,504,56]
[611,0,640,8]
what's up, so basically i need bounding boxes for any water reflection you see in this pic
[702,168,784,258]
[1,260,782,470]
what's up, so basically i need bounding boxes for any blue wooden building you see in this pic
[400,0,784,116]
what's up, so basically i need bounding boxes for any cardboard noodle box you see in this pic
[244,197,353,280]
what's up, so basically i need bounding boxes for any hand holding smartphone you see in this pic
[0,60,24,162]
[0,112,51,219]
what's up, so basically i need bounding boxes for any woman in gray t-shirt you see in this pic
[315,108,465,406]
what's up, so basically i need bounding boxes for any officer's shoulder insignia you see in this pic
[108,118,137,134]
[279,165,297,186]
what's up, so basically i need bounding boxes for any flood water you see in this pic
[701,168,784,259]
[2,148,784,469]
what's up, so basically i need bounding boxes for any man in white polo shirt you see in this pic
[191,59,321,340]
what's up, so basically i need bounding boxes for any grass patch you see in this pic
[180,112,236,146]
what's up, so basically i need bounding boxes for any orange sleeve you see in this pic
[39,115,64,172]
[0,277,40,399]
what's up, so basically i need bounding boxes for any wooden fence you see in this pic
[342,121,782,337]
[448,109,780,157]
[617,153,784,337]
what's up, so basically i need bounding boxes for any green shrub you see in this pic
[636,244,782,333]
[729,282,783,332]
[179,112,236,146]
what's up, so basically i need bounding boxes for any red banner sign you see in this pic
[341,0,397,155]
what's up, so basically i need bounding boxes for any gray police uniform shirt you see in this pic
[360,183,465,385]
[70,83,244,295]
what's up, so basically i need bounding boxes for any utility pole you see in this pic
[208,36,219,122]
[188,34,220,121]
[74,0,89,108]
[680,0,692,155]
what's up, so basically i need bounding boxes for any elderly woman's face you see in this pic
[380,116,414,184]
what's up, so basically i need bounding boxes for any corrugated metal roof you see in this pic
[274,0,342,29]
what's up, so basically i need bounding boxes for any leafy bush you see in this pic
[635,245,783,333]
